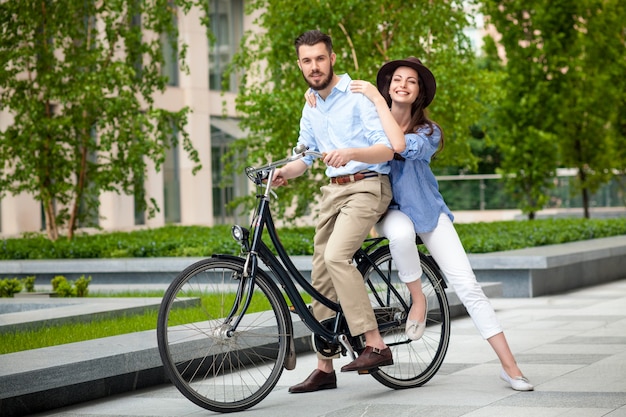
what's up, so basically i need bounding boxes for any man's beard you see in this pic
[304,66,334,91]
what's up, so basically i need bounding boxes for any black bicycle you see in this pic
[156,146,451,413]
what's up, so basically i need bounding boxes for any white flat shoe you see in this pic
[500,368,534,391]
[405,294,427,340]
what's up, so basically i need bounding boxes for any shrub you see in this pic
[50,275,91,297]
[0,278,23,297]
[52,276,76,297]
[22,275,36,292]
[51,275,67,292]
[0,218,625,260]
[75,275,92,297]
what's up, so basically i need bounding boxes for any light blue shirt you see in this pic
[390,124,454,234]
[296,74,392,177]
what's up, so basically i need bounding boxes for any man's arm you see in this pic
[271,159,308,187]
[323,144,393,167]
[350,80,406,153]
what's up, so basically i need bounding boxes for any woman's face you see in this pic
[389,66,419,105]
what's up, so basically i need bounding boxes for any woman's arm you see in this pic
[304,84,406,153]
[349,80,406,153]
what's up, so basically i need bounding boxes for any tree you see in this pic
[480,0,626,218]
[227,0,489,221]
[554,0,626,216]
[0,0,204,240]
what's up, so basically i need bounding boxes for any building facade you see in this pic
[0,1,252,236]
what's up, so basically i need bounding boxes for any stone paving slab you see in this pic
[21,278,626,417]
[0,282,502,416]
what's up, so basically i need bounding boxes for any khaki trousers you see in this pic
[311,175,392,346]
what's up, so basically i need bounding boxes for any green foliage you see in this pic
[456,217,626,253]
[228,0,486,220]
[22,276,36,292]
[75,275,92,297]
[479,0,626,218]
[50,275,90,297]
[51,276,75,297]
[0,225,242,260]
[0,0,205,241]
[1,219,625,261]
[0,278,22,297]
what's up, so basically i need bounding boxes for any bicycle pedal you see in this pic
[358,369,371,375]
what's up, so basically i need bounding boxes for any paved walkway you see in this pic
[30,278,626,417]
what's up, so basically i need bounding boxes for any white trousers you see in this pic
[376,209,503,339]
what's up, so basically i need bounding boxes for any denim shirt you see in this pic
[389,124,454,233]
[296,74,392,177]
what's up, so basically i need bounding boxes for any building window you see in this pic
[209,0,243,91]
[130,5,143,80]
[163,128,181,223]
[210,118,247,225]
[161,6,179,86]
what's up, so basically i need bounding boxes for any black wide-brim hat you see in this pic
[376,57,436,107]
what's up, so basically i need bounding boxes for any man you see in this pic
[271,30,396,393]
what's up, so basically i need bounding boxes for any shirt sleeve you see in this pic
[399,125,441,162]
[359,95,393,148]
[296,105,318,166]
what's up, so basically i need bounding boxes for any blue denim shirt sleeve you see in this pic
[390,124,454,233]
[399,125,441,162]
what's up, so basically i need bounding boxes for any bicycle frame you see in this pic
[226,149,411,354]
[233,156,346,347]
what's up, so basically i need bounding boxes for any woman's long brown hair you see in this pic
[404,77,444,159]
[381,74,445,158]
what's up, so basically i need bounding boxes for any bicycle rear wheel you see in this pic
[357,245,450,389]
[156,256,290,413]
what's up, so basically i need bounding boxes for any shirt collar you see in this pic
[334,73,351,92]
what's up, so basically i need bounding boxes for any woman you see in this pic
[306,57,534,391]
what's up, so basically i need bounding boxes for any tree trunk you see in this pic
[43,199,58,241]
[579,169,590,219]
[582,187,590,219]
[67,132,90,241]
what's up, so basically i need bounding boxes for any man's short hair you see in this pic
[295,30,333,57]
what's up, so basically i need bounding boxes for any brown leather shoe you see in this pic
[288,369,337,393]
[340,346,393,372]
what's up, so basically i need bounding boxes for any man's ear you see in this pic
[297,59,302,71]
[330,52,336,66]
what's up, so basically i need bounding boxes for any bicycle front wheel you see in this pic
[156,256,290,413]
[357,245,451,389]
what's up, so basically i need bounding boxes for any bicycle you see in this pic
[156,146,451,413]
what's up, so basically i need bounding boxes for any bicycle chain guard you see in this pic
[313,316,347,357]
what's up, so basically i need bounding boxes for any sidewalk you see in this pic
[29,278,626,417]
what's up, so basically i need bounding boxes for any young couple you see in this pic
[272,30,533,394]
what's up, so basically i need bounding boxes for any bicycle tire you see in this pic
[156,256,290,413]
[357,245,451,389]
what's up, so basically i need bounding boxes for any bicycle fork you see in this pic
[223,251,298,370]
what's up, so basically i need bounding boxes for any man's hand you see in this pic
[323,149,351,167]
[271,168,288,187]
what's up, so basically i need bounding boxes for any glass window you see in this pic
[161,6,179,86]
[210,120,247,224]
[209,0,243,91]
[163,128,181,224]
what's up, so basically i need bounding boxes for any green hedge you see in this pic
[0,218,625,260]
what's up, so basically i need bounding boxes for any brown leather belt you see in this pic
[330,170,382,185]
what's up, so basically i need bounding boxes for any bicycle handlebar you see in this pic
[245,145,323,184]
